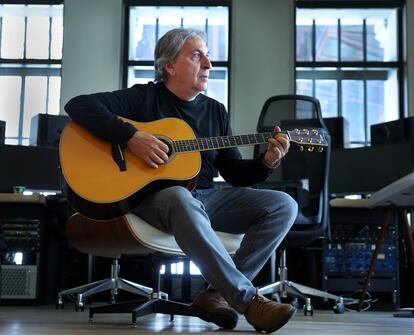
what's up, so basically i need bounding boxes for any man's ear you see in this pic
[164,61,175,76]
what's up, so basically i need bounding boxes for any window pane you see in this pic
[342,80,364,144]
[296,79,313,96]
[207,9,229,61]
[51,15,63,59]
[127,66,154,87]
[130,14,157,61]
[315,19,338,61]
[129,6,228,62]
[205,67,227,108]
[48,76,61,115]
[296,19,313,61]
[366,11,397,61]
[341,19,363,61]
[1,15,25,58]
[367,71,399,141]
[26,16,50,59]
[23,76,47,138]
[0,76,21,137]
[315,80,337,118]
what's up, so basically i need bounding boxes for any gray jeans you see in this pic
[133,185,298,313]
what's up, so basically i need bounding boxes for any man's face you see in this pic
[165,36,212,98]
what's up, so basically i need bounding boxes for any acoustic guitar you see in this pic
[59,117,328,220]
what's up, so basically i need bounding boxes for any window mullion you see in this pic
[45,75,50,115]
[19,75,26,145]
[312,19,316,61]
[363,19,367,62]
[338,19,341,61]
[23,9,28,59]
[363,79,368,145]
[48,15,52,60]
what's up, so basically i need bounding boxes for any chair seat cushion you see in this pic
[125,214,244,256]
[66,213,244,259]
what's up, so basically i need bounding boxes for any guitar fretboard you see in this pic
[173,131,280,153]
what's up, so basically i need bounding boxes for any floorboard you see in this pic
[0,305,412,335]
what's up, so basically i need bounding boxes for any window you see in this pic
[123,0,230,108]
[295,2,404,147]
[0,1,63,145]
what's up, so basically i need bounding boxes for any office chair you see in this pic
[255,95,352,315]
[58,212,244,324]
[56,213,154,311]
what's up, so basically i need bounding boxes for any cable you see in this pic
[342,290,378,312]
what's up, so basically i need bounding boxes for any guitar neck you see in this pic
[173,131,284,153]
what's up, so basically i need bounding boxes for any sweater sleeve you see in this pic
[215,150,272,186]
[213,106,273,186]
[64,85,145,144]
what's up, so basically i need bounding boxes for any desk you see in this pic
[330,172,414,315]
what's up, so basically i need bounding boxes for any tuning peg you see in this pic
[300,146,304,151]
[307,146,314,152]
[303,129,309,135]
[293,128,300,134]
[318,147,324,152]
[312,129,319,135]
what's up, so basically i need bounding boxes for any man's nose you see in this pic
[202,55,212,69]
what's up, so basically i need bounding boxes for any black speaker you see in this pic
[323,116,348,148]
[30,114,70,147]
[371,117,414,146]
[0,120,5,145]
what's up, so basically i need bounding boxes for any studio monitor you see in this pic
[371,117,414,146]
[30,114,70,147]
[323,116,348,149]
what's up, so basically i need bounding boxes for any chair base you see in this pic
[258,249,357,315]
[88,296,198,323]
[57,259,154,310]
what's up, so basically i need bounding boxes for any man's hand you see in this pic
[127,131,169,169]
[261,126,290,169]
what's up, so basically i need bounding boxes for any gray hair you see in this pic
[154,28,206,83]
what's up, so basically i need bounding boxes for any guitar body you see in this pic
[60,117,201,220]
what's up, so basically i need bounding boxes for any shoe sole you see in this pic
[191,305,238,329]
[255,307,297,334]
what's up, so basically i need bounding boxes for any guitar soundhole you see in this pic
[158,137,174,160]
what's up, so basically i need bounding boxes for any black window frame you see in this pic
[122,0,232,113]
[0,0,64,145]
[294,0,406,146]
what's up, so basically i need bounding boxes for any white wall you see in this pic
[60,0,123,112]
[231,0,294,157]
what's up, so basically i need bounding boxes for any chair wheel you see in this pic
[303,304,314,316]
[333,303,345,314]
[75,301,85,312]
[56,297,64,309]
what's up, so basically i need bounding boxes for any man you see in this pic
[65,28,298,333]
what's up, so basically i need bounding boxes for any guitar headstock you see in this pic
[286,128,328,152]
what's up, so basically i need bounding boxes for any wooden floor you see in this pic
[0,305,413,335]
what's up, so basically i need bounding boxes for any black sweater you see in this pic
[64,82,271,189]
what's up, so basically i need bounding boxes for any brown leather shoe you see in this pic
[244,293,296,333]
[191,290,239,329]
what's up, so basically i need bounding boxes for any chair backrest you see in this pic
[256,95,331,247]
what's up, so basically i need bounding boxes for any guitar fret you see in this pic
[235,135,242,145]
